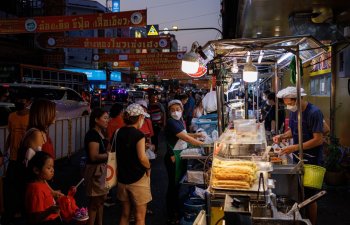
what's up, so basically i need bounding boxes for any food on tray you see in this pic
[212,166,256,176]
[211,159,258,189]
[270,156,282,164]
[213,159,258,170]
[212,180,251,189]
[214,172,254,183]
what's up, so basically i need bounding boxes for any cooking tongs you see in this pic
[286,190,327,215]
[251,172,271,217]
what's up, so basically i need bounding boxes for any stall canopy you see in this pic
[201,35,328,164]
[202,35,327,71]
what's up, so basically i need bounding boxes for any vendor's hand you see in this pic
[280,145,297,155]
[170,155,176,163]
[146,169,151,177]
[272,135,281,144]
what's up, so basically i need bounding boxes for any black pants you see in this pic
[164,154,179,220]
[151,125,161,152]
[3,160,26,222]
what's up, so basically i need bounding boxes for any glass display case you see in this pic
[213,121,268,160]
[209,121,272,192]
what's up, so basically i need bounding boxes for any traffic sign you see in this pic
[147,24,159,36]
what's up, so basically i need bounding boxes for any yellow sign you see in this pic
[147,24,159,36]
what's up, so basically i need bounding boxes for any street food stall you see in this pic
[181,36,328,225]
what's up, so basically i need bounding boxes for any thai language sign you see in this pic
[93,52,184,62]
[0,10,146,34]
[45,37,170,49]
[111,60,181,68]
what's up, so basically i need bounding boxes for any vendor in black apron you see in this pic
[164,99,204,225]
[272,86,324,225]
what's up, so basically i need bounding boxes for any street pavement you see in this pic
[4,131,350,225]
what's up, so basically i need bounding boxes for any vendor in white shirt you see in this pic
[164,99,204,224]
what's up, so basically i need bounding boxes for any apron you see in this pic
[168,130,188,184]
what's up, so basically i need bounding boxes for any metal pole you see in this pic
[256,82,260,120]
[295,46,303,163]
[159,27,223,37]
[274,63,279,133]
[330,44,337,136]
[244,82,249,119]
[252,85,255,118]
[221,80,226,131]
[216,84,223,135]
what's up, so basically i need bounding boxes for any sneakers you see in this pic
[73,207,89,221]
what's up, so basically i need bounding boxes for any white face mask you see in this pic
[286,104,298,112]
[171,111,182,120]
[262,96,267,101]
[266,101,270,106]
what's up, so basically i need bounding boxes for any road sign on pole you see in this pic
[147,24,159,36]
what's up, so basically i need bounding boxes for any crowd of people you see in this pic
[0,85,327,225]
[0,88,207,225]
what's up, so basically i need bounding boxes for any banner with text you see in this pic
[111,60,181,68]
[94,52,185,62]
[0,10,146,34]
[45,37,170,49]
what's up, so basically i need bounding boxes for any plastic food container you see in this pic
[234,119,257,133]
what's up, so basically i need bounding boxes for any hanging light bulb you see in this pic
[246,51,251,62]
[231,65,239,73]
[243,58,258,82]
[181,42,199,74]
[231,58,239,73]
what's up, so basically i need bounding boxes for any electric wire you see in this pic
[147,0,200,9]
[158,11,219,25]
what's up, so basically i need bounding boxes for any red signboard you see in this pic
[45,37,170,49]
[186,65,207,78]
[94,52,185,62]
[112,59,181,68]
[0,10,147,34]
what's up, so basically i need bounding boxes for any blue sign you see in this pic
[112,0,120,12]
[63,68,106,81]
[110,71,121,82]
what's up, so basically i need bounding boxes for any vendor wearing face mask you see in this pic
[272,86,323,225]
[164,100,204,224]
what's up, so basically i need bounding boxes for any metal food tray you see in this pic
[210,171,269,193]
[213,156,273,172]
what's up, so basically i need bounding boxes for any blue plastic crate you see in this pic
[194,119,218,135]
[198,113,218,121]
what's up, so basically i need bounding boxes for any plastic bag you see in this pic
[146,149,156,160]
[58,188,79,222]
[202,91,217,114]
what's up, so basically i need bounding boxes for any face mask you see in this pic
[262,96,267,101]
[287,104,298,112]
[171,111,182,120]
[266,101,270,106]
[15,102,26,111]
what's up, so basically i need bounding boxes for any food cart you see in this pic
[187,36,328,224]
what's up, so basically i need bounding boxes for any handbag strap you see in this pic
[111,129,120,152]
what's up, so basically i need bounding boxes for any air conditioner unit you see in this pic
[337,45,350,78]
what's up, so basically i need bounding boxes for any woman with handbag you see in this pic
[83,108,110,225]
[113,103,152,225]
